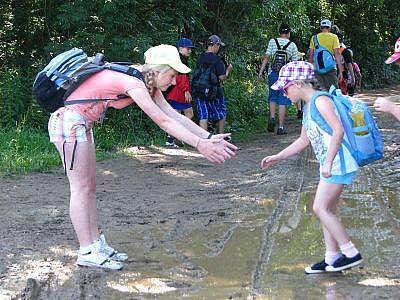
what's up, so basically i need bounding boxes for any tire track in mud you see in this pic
[248,147,314,298]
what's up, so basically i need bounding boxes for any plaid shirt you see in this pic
[265,38,299,74]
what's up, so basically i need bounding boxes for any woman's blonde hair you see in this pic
[142,64,173,97]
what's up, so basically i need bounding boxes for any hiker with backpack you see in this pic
[307,19,344,91]
[192,35,233,135]
[374,37,400,121]
[260,61,383,274]
[258,24,299,135]
[44,44,238,270]
[331,26,356,96]
[165,38,196,148]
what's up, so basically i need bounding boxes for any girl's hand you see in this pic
[321,161,332,178]
[196,138,237,164]
[184,91,192,103]
[210,133,230,140]
[260,154,282,169]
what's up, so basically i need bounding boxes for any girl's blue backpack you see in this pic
[310,86,383,167]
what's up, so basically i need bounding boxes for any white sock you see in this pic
[340,241,359,258]
[325,250,341,265]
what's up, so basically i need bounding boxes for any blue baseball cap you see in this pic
[177,38,195,48]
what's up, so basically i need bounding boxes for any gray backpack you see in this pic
[32,48,144,112]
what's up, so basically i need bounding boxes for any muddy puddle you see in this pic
[0,87,399,299]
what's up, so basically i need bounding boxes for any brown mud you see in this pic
[0,87,399,299]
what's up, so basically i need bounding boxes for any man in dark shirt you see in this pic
[194,35,233,134]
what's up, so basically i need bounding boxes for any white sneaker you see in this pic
[99,234,129,262]
[76,251,123,270]
[165,141,179,148]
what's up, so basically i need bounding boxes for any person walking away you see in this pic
[261,61,363,274]
[331,26,356,95]
[307,19,344,91]
[348,50,362,96]
[48,44,238,270]
[259,24,299,134]
[374,37,400,120]
[165,38,196,147]
[192,35,232,135]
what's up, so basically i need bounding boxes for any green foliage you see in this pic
[93,106,166,151]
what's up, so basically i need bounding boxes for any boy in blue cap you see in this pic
[165,38,196,147]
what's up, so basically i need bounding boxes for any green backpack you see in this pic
[270,39,292,72]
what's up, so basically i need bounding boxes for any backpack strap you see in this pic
[310,91,348,173]
[282,41,292,50]
[313,35,320,49]
[310,91,333,134]
[274,38,281,50]
[105,63,145,81]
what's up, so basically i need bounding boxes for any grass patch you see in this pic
[0,127,60,176]
[0,125,166,176]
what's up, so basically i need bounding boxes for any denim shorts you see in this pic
[320,172,356,185]
[268,71,292,106]
[48,108,94,143]
[196,97,226,120]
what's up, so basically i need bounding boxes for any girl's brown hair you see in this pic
[298,79,322,90]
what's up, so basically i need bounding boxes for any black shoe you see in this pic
[297,110,303,120]
[267,118,275,132]
[304,260,329,274]
[325,253,363,272]
[276,127,287,135]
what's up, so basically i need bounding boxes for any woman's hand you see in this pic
[374,97,395,113]
[196,138,238,164]
[321,161,332,178]
[260,154,282,169]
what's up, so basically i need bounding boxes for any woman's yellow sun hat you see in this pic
[144,44,191,73]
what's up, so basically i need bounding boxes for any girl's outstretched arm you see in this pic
[261,127,309,169]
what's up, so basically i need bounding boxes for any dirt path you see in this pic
[0,87,399,299]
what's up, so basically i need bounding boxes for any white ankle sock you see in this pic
[325,250,341,265]
[340,241,359,258]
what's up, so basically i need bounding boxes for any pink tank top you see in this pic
[65,68,147,122]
